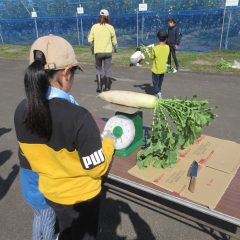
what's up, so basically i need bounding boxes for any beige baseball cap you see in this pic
[29,35,83,71]
[100,9,109,17]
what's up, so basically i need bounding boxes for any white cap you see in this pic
[100,9,109,17]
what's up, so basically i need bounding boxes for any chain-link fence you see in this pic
[0,0,239,50]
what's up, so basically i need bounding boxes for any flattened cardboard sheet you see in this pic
[178,135,240,174]
[128,135,240,208]
[182,167,234,209]
[129,159,204,194]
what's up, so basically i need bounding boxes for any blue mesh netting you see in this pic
[0,0,239,50]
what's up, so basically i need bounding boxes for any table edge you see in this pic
[107,173,240,226]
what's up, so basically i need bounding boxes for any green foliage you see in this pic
[216,58,232,70]
[137,97,216,169]
[140,44,150,53]
[140,44,153,64]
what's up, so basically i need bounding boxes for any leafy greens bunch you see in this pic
[137,97,216,169]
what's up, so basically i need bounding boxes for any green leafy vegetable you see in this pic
[140,44,150,53]
[140,44,153,63]
[216,58,232,70]
[137,97,216,169]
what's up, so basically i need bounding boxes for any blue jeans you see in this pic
[152,73,164,94]
[32,207,56,240]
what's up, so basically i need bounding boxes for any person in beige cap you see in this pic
[14,35,115,240]
[88,9,118,92]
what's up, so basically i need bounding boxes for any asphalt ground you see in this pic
[0,59,239,240]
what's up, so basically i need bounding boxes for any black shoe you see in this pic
[104,77,112,91]
[96,75,102,93]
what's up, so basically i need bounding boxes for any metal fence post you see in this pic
[141,13,144,42]
[225,10,232,49]
[0,24,4,44]
[137,9,139,47]
[31,9,39,39]
[76,5,84,46]
[219,6,227,50]
[80,16,84,46]
[34,17,39,39]
[76,13,81,46]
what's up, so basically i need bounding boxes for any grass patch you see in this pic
[0,44,239,74]
[0,45,30,59]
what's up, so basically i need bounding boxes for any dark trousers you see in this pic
[95,53,112,77]
[152,73,164,94]
[46,194,101,240]
[167,45,179,69]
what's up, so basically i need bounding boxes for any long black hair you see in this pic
[24,50,78,140]
[24,50,53,140]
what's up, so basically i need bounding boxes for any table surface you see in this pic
[96,118,240,225]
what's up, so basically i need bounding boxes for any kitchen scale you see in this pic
[104,111,144,157]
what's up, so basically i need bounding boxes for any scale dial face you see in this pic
[104,115,136,150]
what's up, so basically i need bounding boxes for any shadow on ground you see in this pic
[98,192,155,240]
[0,150,19,200]
[0,150,12,167]
[0,127,11,137]
[133,83,154,95]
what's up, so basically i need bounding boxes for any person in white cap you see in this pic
[14,35,115,240]
[88,9,118,93]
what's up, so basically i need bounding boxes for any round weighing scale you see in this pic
[104,115,135,150]
[104,112,144,157]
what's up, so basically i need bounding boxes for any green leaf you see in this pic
[153,159,163,168]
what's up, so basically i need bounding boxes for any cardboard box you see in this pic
[128,135,240,209]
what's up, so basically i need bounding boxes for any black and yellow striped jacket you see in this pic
[14,98,114,205]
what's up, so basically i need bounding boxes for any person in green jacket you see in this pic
[88,9,118,93]
[147,31,169,99]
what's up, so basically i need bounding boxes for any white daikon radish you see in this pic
[98,90,158,109]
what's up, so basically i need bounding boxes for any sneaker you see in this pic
[136,63,142,67]
[173,68,177,73]
[156,92,162,99]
